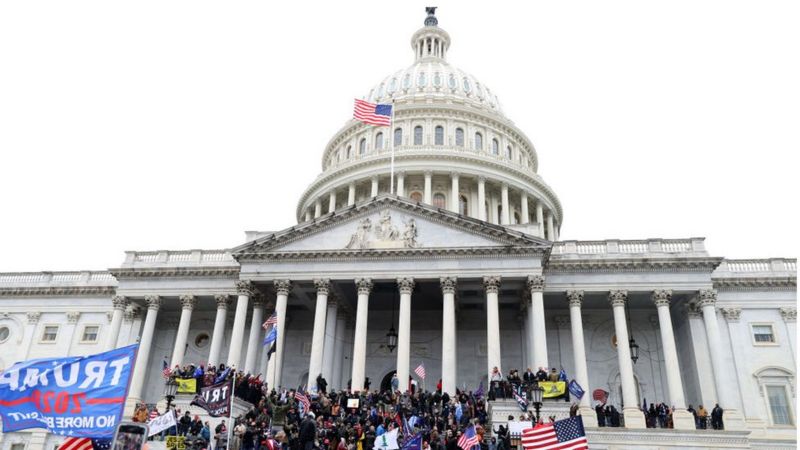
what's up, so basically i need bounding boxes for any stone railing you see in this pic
[716,258,796,274]
[0,271,117,286]
[122,249,237,267]
[551,238,706,256]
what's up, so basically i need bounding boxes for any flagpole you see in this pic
[226,378,234,450]
[389,100,396,195]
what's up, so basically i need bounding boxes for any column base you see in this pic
[671,409,696,430]
[622,407,646,429]
[579,406,598,427]
[723,408,747,431]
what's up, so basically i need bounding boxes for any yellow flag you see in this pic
[176,377,197,393]
[539,381,567,398]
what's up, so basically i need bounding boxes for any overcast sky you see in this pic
[0,1,798,272]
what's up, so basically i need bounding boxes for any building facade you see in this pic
[0,8,796,450]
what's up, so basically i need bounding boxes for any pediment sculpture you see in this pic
[345,210,420,249]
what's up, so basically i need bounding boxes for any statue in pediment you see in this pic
[403,218,419,248]
[346,218,372,249]
[375,210,400,241]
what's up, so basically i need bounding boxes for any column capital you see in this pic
[652,289,672,307]
[274,279,292,296]
[483,275,502,294]
[697,289,717,307]
[27,311,41,324]
[397,277,415,295]
[566,290,584,308]
[371,175,379,182]
[450,171,460,180]
[396,170,405,177]
[251,293,266,308]
[526,275,545,292]
[355,278,373,295]
[215,295,232,309]
[66,311,81,323]
[179,294,197,310]
[721,307,742,323]
[314,278,332,295]
[112,295,129,310]
[424,170,433,178]
[780,307,797,323]
[440,277,457,294]
[478,175,486,183]
[327,297,339,308]
[144,295,162,310]
[608,290,628,308]
[236,280,255,296]
[686,303,702,318]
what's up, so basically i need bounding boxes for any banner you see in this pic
[373,428,399,450]
[0,344,138,438]
[166,436,186,450]
[347,398,360,409]
[568,380,585,400]
[539,381,567,398]
[175,378,196,394]
[190,380,232,417]
[148,411,177,436]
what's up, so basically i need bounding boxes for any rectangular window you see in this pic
[81,326,100,343]
[41,326,58,342]
[767,385,792,425]
[752,324,776,343]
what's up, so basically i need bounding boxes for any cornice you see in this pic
[713,276,797,291]
[545,257,723,274]
[237,246,547,263]
[0,286,116,297]
[109,266,240,279]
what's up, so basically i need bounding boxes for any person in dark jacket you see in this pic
[595,404,605,427]
[317,374,328,394]
[711,404,724,430]
[299,412,317,450]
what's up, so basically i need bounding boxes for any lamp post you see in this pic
[164,378,179,411]
[629,338,640,364]
[531,383,544,423]
[386,326,398,352]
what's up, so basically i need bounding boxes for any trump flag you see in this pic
[0,344,138,438]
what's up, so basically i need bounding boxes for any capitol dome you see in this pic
[297,8,563,240]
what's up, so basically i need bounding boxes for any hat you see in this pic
[307,412,316,419]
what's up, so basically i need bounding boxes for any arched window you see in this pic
[474,132,483,151]
[346,146,352,159]
[484,201,490,222]
[459,195,468,215]
[375,132,384,150]
[410,191,423,202]
[359,138,367,155]
[506,145,513,159]
[492,139,499,155]
[455,128,464,147]
[414,126,423,145]
[394,128,403,146]
[433,193,446,209]
[434,126,444,145]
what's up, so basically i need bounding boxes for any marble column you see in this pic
[484,276,503,380]
[608,290,646,428]
[308,279,331,390]
[105,295,128,351]
[652,290,694,429]
[698,289,745,429]
[351,278,373,392]
[272,279,291,389]
[128,295,161,403]
[527,275,548,370]
[566,291,597,426]
[477,176,486,221]
[227,281,253,370]
[371,176,379,197]
[450,172,460,213]
[244,293,265,374]
[348,183,356,205]
[305,210,312,222]
[332,310,347,389]
[546,212,555,240]
[440,277,457,395]
[536,203,544,237]
[207,295,231,367]
[321,297,338,384]
[520,192,529,224]
[397,171,405,197]
[396,277,414,392]
[170,294,196,369]
[328,190,337,213]
[500,184,510,225]
[424,171,432,204]
[314,199,322,218]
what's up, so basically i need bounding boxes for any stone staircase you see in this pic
[487,399,572,434]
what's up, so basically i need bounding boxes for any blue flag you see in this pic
[401,433,422,450]
[263,327,277,346]
[473,382,484,399]
[558,368,568,382]
[568,380,585,399]
[0,344,138,438]
[512,387,528,411]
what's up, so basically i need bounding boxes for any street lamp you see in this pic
[386,326,398,352]
[531,383,544,423]
[164,378,179,411]
[629,338,640,364]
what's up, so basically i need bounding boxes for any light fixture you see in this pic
[629,339,640,364]
[386,289,398,352]
[625,297,639,364]
[531,384,544,422]
[164,377,179,411]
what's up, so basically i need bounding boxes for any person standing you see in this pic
[300,412,317,450]
[711,404,724,430]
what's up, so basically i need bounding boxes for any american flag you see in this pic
[294,390,311,415]
[353,99,392,126]
[263,312,278,330]
[162,359,171,379]
[457,425,480,450]
[60,438,111,450]
[521,417,588,450]
[414,363,426,380]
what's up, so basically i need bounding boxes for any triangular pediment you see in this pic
[232,196,550,260]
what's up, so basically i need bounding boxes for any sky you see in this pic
[0,1,798,272]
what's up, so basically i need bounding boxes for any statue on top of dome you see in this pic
[424,7,438,27]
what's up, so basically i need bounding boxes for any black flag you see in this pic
[190,379,233,417]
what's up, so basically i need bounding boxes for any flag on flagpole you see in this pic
[474,382,484,399]
[294,390,311,416]
[521,416,588,450]
[354,99,392,126]
[457,425,480,450]
[263,312,278,330]
[414,363,426,380]
[263,327,277,346]
[60,438,112,450]
[401,433,422,450]
[513,386,529,411]
[162,359,171,379]
[568,380,585,400]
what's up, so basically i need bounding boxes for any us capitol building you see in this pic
[0,8,796,450]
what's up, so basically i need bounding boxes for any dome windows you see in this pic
[414,126,423,145]
[505,145,513,159]
[448,73,457,90]
[459,195,468,216]
[410,191,423,202]
[463,77,471,94]
[492,138,499,155]
[417,71,427,88]
[433,72,442,88]
[403,74,412,90]
[474,132,483,150]
[388,78,398,94]
[394,128,403,146]
[475,82,484,99]
[376,132,384,150]
[377,83,385,99]
[346,145,352,159]
[359,138,367,155]
[455,128,464,147]
[433,193,446,209]
[434,126,444,145]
